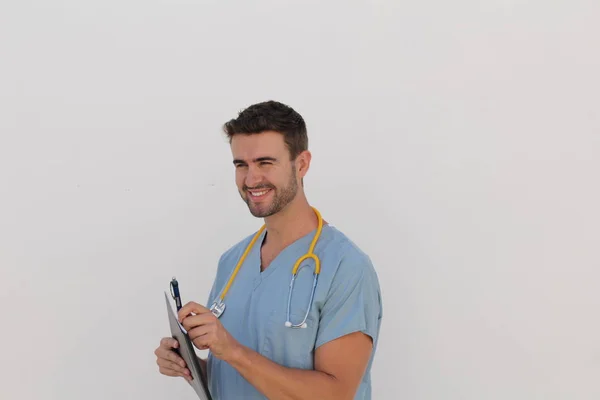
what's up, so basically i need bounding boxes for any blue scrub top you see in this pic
[205,224,382,399]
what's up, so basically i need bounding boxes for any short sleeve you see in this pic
[315,250,382,349]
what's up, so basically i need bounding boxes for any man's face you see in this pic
[231,131,299,218]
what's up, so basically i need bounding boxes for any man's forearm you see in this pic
[227,344,346,400]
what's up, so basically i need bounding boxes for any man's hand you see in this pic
[154,337,192,382]
[178,301,242,362]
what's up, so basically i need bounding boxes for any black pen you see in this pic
[170,277,182,311]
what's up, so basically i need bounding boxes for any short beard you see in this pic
[243,166,298,218]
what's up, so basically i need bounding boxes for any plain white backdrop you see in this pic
[1,1,599,399]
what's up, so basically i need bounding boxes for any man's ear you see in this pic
[296,150,311,178]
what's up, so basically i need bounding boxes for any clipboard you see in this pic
[164,291,213,400]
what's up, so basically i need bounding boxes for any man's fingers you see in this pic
[157,357,192,381]
[157,357,190,375]
[178,301,210,322]
[161,337,179,348]
[155,345,186,367]
[162,350,186,367]
[188,324,217,351]
[158,365,191,380]
[180,313,215,331]
[188,323,213,343]
[155,337,192,381]
[159,366,179,377]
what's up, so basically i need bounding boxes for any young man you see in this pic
[154,100,382,399]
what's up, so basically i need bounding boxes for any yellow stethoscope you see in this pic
[209,207,323,329]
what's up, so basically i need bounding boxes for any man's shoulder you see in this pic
[321,225,378,280]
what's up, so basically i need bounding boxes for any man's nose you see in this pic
[244,165,262,188]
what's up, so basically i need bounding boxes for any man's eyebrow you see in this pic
[233,156,278,165]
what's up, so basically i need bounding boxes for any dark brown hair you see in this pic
[222,100,308,160]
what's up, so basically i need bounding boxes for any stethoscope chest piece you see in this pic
[285,320,308,329]
[210,301,226,318]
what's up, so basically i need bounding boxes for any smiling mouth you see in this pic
[247,188,272,199]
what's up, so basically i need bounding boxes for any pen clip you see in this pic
[170,277,182,311]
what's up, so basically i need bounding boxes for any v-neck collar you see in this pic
[252,225,326,281]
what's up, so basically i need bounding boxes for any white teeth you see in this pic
[250,190,269,196]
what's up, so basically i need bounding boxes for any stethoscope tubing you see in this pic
[210,207,324,329]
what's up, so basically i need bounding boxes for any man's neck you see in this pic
[262,199,318,250]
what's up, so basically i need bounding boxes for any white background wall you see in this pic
[1,1,599,399]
